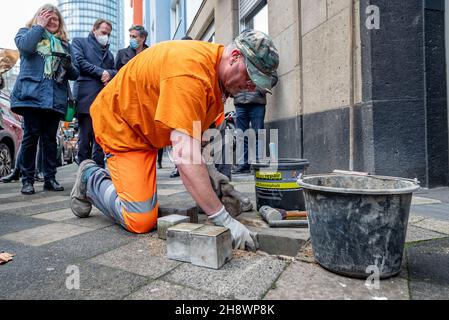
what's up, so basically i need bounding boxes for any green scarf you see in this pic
[36,30,65,79]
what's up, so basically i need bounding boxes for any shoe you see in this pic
[157,162,162,169]
[43,179,64,191]
[232,165,251,174]
[21,182,35,195]
[170,168,180,178]
[35,172,45,182]
[70,160,97,218]
[1,168,20,183]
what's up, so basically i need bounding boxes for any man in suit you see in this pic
[72,19,117,168]
[115,25,149,72]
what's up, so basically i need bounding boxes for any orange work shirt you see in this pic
[90,40,225,153]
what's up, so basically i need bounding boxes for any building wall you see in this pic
[145,0,170,44]
[144,0,189,43]
[296,0,362,173]
[58,0,125,55]
[172,0,187,40]
[182,0,449,187]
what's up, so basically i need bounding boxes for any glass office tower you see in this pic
[57,0,124,55]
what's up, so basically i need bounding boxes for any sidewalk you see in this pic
[0,161,448,300]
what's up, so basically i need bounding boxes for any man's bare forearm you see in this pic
[170,130,222,216]
[177,163,222,215]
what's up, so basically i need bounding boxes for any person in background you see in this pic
[72,19,116,168]
[115,25,149,71]
[10,4,79,195]
[232,72,278,174]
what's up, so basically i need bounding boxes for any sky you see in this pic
[0,0,132,50]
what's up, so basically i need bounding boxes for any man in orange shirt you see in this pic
[70,30,279,251]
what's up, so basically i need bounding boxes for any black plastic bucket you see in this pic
[297,174,420,279]
[251,158,309,211]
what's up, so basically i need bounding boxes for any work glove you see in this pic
[209,205,259,251]
[206,163,229,198]
[206,164,253,217]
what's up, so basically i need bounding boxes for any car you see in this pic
[0,91,22,178]
[56,123,77,166]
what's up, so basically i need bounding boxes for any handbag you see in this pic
[64,84,77,122]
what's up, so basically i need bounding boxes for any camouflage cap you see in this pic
[234,29,279,94]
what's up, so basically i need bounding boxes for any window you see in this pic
[240,0,268,34]
[170,0,182,39]
[201,20,215,43]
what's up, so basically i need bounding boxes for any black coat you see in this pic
[114,44,149,71]
[72,33,116,114]
[11,26,79,116]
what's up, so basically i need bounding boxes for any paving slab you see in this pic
[0,223,93,246]
[410,204,449,222]
[125,280,227,300]
[89,235,181,278]
[411,218,449,235]
[0,196,68,211]
[159,192,198,223]
[39,225,138,261]
[237,211,310,256]
[33,208,76,222]
[233,182,256,195]
[411,196,442,205]
[408,215,427,224]
[0,213,51,236]
[0,239,72,298]
[0,200,71,216]
[406,225,448,243]
[33,208,112,230]
[62,214,115,230]
[231,174,254,183]
[249,226,310,257]
[4,261,148,300]
[415,187,449,203]
[0,192,21,199]
[157,189,186,196]
[264,260,409,300]
[406,237,449,300]
[157,180,184,185]
[161,251,287,300]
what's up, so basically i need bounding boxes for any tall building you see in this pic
[57,0,124,55]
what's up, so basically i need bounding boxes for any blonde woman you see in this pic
[10,4,79,195]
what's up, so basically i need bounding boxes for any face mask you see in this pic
[129,39,139,49]
[95,34,109,47]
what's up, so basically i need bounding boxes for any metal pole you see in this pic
[349,0,355,171]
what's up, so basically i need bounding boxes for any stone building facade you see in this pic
[187,0,448,188]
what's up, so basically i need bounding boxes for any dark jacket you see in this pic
[72,33,117,114]
[233,72,279,106]
[115,44,148,71]
[10,25,79,116]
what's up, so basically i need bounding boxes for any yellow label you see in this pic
[256,172,282,180]
[256,181,300,190]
